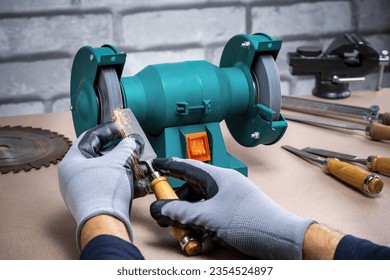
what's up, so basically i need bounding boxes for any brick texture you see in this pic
[122,7,246,50]
[0,0,389,116]
[251,1,353,38]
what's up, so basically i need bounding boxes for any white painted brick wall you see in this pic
[251,1,353,38]
[0,0,389,117]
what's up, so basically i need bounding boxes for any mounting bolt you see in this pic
[241,41,251,49]
[251,131,260,140]
[69,105,73,111]
[89,54,94,61]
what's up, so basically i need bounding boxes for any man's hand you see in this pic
[58,121,146,248]
[150,158,316,259]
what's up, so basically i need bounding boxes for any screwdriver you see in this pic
[282,145,384,194]
[302,147,390,174]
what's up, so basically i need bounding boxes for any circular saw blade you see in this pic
[251,54,281,120]
[0,126,72,174]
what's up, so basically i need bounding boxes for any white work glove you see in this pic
[58,121,146,248]
[150,158,316,259]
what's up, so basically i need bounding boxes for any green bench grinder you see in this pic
[70,33,288,182]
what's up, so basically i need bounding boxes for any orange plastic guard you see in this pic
[185,131,211,162]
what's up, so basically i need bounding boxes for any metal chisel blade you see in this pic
[113,108,157,165]
[302,147,367,164]
[281,145,325,165]
[282,95,381,122]
[284,114,367,131]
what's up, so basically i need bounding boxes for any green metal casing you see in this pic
[70,33,288,181]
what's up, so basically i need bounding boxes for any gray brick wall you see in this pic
[0,0,389,117]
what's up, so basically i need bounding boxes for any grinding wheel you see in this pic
[252,54,281,121]
[95,67,124,124]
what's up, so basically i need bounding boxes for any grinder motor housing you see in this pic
[70,33,288,180]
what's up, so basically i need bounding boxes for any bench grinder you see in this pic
[70,33,287,179]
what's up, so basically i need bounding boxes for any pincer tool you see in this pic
[282,145,384,194]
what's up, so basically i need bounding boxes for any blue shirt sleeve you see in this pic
[334,235,390,260]
[80,235,145,260]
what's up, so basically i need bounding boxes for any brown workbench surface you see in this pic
[1,89,389,260]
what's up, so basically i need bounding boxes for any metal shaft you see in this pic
[284,114,367,131]
[282,95,381,122]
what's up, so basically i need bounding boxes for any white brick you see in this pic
[0,59,71,101]
[52,97,71,113]
[81,0,209,8]
[0,0,73,12]
[0,14,113,56]
[358,0,390,31]
[364,34,390,53]
[207,46,224,66]
[122,7,245,49]
[251,1,352,38]
[0,101,45,117]
[123,48,205,76]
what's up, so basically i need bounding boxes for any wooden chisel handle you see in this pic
[368,122,390,141]
[324,158,384,194]
[382,112,390,126]
[368,156,390,174]
[150,176,202,256]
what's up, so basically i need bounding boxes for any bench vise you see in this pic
[288,33,389,99]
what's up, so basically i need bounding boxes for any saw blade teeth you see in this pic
[0,125,71,174]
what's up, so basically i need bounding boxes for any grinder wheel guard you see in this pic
[0,126,72,174]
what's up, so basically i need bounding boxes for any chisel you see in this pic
[113,108,202,256]
[302,147,390,174]
[284,114,390,141]
[282,145,384,194]
[282,95,390,125]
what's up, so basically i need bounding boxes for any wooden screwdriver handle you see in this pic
[150,176,202,256]
[368,122,390,141]
[368,156,390,174]
[324,158,384,194]
[382,112,390,126]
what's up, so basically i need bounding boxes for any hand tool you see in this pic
[282,95,390,125]
[70,33,288,185]
[302,147,390,174]
[113,108,202,256]
[0,126,71,174]
[284,114,390,141]
[288,33,389,99]
[282,145,384,194]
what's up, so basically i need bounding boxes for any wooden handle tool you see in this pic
[324,158,383,194]
[113,108,202,256]
[282,145,384,195]
[368,122,390,141]
[382,112,390,126]
[150,176,202,256]
[367,156,390,174]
